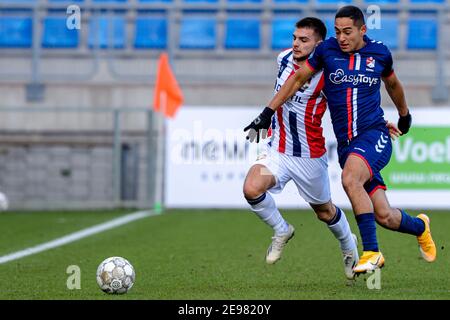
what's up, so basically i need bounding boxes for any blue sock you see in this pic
[355,213,379,252]
[398,210,425,236]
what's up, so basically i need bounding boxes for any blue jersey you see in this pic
[306,35,394,144]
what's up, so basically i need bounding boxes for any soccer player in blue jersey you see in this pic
[245,6,436,274]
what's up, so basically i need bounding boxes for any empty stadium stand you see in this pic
[0,0,447,51]
[0,0,448,108]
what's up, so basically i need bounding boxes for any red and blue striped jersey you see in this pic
[269,48,327,158]
[306,35,394,144]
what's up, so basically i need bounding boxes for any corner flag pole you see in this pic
[152,52,183,213]
[154,91,167,214]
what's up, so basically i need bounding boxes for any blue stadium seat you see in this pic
[271,18,296,50]
[366,17,399,49]
[410,0,444,3]
[227,0,262,2]
[183,0,218,2]
[273,0,307,2]
[225,18,260,49]
[324,18,335,38]
[138,0,172,2]
[0,17,32,48]
[316,0,351,3]
[134,17,167,49]
[88,17,126,49]
[47,0,126,2]
[48,0,84,2]
[364,0,398,3]
[179,18,216,49]
[42,17,79,48]
[407,18,437,49]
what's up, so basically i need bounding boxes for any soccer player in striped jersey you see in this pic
[243,17,360,280]
[249,6,436,275]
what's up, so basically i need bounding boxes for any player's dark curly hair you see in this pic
[335,5,365,28]
[295,17,327,40]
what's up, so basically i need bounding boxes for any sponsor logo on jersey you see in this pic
[329,68,379,86]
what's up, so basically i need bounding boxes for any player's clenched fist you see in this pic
[397,111,412,135]
[244,107,275,143]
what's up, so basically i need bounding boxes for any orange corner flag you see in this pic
[153,53,183,118]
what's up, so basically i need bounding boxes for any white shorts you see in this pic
[254,147,331,205]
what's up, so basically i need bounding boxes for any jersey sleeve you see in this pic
[306,42,325,71]
[381,47,394,77]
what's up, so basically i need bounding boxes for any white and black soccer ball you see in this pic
[96,257,135,294]
[0,192,9,211]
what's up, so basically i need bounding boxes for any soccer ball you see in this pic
[96,257,135,294]
[0,192,9,211]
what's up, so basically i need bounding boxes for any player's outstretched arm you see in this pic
[267,66,316,111]
[382,72,411,135]
[244,67,316,143]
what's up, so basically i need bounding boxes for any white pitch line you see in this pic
[0,210,159,265]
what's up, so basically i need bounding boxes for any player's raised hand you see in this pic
[397,111,412,135]
[244,107,275,143]
[386,121,402,141]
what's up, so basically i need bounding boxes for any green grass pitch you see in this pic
[0,209,449,299]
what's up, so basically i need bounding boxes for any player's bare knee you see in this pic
[312,202,334,223]
[243,179,265,200]
[316,209,334,223]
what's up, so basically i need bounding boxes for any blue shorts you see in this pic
[337,126,392,195]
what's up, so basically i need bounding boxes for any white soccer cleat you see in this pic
[342,233,359,280]
[265,224,295,264]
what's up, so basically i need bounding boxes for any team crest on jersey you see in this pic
[366,57,375,70]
